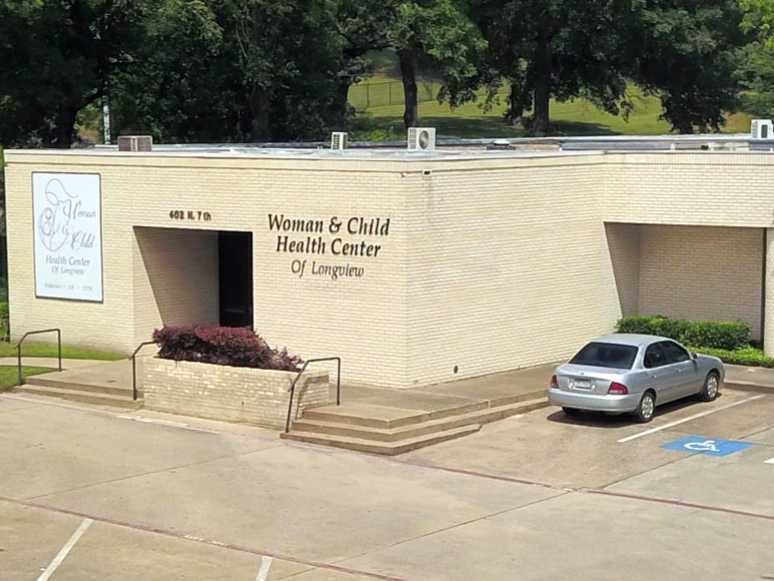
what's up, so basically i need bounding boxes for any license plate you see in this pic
[572,379,593,390]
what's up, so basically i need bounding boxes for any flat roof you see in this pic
[6,133,774,162]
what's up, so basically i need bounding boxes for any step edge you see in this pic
[282,423,480,449]
[15,384,141,403]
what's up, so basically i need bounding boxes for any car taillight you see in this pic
[608,382,629,395]
[550,375,559,389]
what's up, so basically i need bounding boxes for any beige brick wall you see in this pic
[638,224,763,339]
[605,223,641,317]
[404,158,622,386]
[603,152,774,227]
[5,149,774,387]
[143,358,330,429]
[5,152,409,386]
[5,163,136,350]
[133,227,219,345]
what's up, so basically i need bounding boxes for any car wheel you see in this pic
[634,391,656,423]
[700,371,720,402]
[562,407,580,416]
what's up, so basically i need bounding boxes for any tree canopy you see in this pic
[740,0,774,117]
[0,0,149,147]
[0,0,770,144]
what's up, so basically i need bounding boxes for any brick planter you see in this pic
[142,358,331,429]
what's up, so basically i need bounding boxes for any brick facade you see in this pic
[5,149,774,386]
[143,358,330,429]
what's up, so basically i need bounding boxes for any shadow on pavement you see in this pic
[546,393,724,429]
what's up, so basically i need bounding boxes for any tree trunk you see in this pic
[508,80,525,126]
[333,77,353,128]
[532,78,550,137]
[54,107,77,148]
[531,34,552,137]
[399,48,419,129]
[246,90,271,141]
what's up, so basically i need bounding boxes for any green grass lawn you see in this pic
[0,365,54,390]
[349,77,753,139]
[0,341,124,361]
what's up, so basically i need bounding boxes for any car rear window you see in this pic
[569,342,638,370]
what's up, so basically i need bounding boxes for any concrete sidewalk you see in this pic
[329,364,554,422]
[725,364,774,394]
[0,357,115,369]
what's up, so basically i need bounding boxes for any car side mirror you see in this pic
[691,352,698,360]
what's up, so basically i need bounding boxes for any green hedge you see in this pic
[691,345,774,368]
[617,315,750,350]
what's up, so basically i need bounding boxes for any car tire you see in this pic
[562,407,580,416]
[634,391,656,423]
[700,371,721,402]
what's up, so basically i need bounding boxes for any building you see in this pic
[5,135,774,389]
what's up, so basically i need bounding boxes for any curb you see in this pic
[724,380,774,395]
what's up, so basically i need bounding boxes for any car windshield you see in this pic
[569,342,638,370]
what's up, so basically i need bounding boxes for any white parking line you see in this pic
[256,556,273,581]
[765,458,774,465]
[617,395,766,443]
[37,518,93,581]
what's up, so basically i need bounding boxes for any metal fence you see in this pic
[348,80,441,111]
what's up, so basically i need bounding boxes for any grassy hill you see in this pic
[349,75,753,140]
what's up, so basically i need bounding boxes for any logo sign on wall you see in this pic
[33,173,103,302]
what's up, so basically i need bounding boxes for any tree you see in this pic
[473,0,638,136]
[738,0,774,118]
[329,0,393,126]
[741,0,774,48]
[388,0,487,128]
[634,0,747,133]
[112,0,344,142]
[329,0,487,129]
[110,0,232,142]
[0,0,149,148]
[474,0,748,135]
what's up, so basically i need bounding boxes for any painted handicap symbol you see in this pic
[683,440,720,453]
[662,435,753,457]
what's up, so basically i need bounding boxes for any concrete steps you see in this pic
[281,425,481,456]
[281,395,548,455]
[15,375,142,410]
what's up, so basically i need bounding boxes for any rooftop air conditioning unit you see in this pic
[408,127,436,151]
[117,135,153,152]
[331,132,348,150]
[751,119,774,140]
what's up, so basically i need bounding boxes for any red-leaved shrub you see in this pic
[152,325,302,372]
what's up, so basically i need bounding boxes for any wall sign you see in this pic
[267,214,391,281]
[33,173,103,302]
[169,209,212,222]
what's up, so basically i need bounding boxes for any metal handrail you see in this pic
[131,340,157,401]
[16,328,61,385]
[285,357,341,433]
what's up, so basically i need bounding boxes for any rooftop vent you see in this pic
[330,132,348,150]
[487,139,513,151]
[117,135,153,152]
[408,127,436,152]
[751,119,773,140]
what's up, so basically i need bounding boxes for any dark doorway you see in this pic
[218,232,253,328]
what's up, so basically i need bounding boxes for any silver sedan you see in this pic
[548,334,725,422]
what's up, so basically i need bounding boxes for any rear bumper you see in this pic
[548,388,641,413]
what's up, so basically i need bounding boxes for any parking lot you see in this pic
[1,387,773,580]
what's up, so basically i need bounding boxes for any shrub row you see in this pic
[691,345,774,368]
[616,315,751,350]
[153,325,302,372]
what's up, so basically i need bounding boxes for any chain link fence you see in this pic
[348,80,441,110]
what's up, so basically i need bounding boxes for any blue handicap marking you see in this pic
[662,435,753,457]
